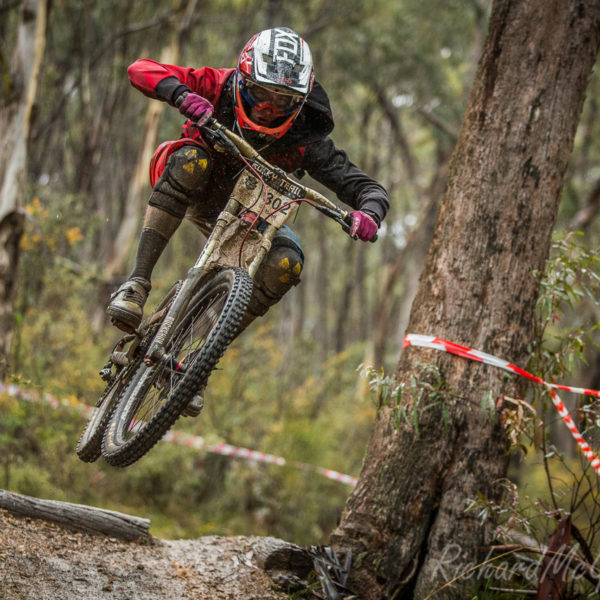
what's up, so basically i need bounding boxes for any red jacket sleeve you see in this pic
[127,59,234,106]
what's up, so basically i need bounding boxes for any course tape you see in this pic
[0,382,357,487]
[403,334,600,477]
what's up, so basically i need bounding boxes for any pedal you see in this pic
[99,366,113,382]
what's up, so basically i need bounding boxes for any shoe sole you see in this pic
[106,306,141,332]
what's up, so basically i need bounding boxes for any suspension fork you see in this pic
[247,222,278,278]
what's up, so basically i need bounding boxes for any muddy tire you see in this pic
[101,268,252,467]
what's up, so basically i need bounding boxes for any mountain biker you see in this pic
[106,26,389,341]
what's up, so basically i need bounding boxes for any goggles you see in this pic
[240,78,305,117]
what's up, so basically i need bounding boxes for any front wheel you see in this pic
[101,267,253,467]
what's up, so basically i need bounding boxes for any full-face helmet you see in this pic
[234,27,314,139]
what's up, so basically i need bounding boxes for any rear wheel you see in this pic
[76,374,128,463]
[76,342,143,463]
[101,268,253,467]
[76,284,179,462]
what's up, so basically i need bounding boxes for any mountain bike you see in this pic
[76,117,371,467]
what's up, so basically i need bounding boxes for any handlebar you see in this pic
[199,117,377,242]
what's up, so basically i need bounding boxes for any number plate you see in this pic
[232,164,303,228]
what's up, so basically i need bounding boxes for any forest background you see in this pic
[2,0,600,570]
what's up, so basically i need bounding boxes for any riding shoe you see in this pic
[183,389,204,418]
[106,277,151,332]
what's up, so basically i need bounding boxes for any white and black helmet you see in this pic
[234,27,314,138]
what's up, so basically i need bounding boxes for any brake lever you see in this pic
[193,119,242,157]
[315,206,378,242]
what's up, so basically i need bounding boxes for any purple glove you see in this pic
[177,92,214,125]
[349,211,378,241]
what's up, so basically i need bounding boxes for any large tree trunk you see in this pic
[331,2,600,599]
[0,0,47,376]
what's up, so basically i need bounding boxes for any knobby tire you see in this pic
[76,372,131,463]
[76,285,180,462]
[101,268,253,467]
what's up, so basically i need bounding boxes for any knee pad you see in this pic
[165,146,211,191]
[247,242,304,317]
[149,146,211,219]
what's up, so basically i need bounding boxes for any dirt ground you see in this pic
[0,509,291,600]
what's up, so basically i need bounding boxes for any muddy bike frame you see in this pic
[142,117,356,366]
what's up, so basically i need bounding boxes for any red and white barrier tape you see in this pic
[0,382,357,487]
[164,430,358,486]
[403,334,600,477]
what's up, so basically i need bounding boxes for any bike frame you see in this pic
[144,119,350,364]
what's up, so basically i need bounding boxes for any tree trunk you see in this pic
[371,160,447,369]
[0,489,150,541]
[316,230,329,363]
[0,0,47,376]
[331,2,600,599]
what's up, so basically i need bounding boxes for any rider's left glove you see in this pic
[349,210,378,242]
[177,92,214,125]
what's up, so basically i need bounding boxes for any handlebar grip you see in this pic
[316,206,378,243]
[343,212,378,243]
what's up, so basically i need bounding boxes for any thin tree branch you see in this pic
[415,106,459,142]
[300,2,366,38]
[89,3,187,68]
[373,83,418,185]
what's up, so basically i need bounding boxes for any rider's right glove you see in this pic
[177,92,214,125]
[349,210,378,242]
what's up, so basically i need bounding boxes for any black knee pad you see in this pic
[165,146,211,191]
[150,146,211,218]
[247,243,304,317]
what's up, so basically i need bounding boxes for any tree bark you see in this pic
[0,489,150,541]
[331,2,600,599]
